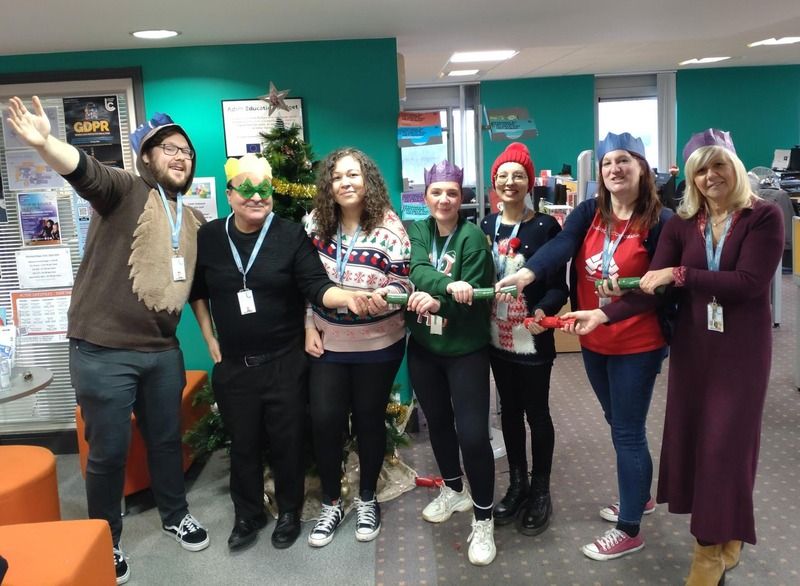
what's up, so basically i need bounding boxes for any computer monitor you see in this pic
[788,146,800,172]
[584,180,598,199]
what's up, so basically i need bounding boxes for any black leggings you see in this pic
[490,353,554,477]
[309,357,402,500]
[407,338,494,510]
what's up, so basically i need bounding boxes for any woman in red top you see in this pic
[497,132,672,561]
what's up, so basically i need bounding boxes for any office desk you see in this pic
[0,367,53,404]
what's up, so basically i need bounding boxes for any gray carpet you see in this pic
[54,275,799,585]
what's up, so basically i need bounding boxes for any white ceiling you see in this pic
[1,1,799,85]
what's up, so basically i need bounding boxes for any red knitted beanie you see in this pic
[491,142,535,193]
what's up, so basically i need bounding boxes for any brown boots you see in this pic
[721,540,743,570]
[685,543,725,586]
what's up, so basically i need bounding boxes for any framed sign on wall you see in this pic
[221,98,304,157]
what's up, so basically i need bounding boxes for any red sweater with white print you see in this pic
[576,214,664,354]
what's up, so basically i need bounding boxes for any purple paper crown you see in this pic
[130,112,176,154]
[682,129,736,163]
[424,160,463,188]
[597,132,646,161]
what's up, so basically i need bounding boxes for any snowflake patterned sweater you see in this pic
[304,209,411,353]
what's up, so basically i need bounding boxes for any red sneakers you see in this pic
[581,528,645,561]
[599,498,656,522]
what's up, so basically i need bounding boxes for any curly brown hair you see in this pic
[596,152,661,231]
[313,148,393,242]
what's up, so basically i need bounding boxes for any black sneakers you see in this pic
[308,500,345,547]
[113,546,130,585]
[354,497,381,542]
[162,513,210,551]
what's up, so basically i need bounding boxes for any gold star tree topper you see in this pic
[259,82,291,116]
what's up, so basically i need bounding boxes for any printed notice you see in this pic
[11,289,71,344]
[15,248,74,289]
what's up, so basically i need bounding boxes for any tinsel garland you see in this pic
[271,177,316,199]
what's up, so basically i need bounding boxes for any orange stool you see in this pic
[0,519,115,585]
[0,445,61,526]
[75,370,210,497]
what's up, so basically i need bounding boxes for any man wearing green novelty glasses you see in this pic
[190,153,370,552]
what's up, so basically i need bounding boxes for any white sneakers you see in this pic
[422,485,473,523]
[422,484,496,566]
[467,517,496,566]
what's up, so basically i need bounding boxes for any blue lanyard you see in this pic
[492,214,522,279]
[335,224,361,284]
[601,218,631,278]
[225,212,274,289]
[157,185,183,251]
[705,214,732,271]
[431,225,457,272]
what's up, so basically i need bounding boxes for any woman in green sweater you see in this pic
[406,160,496,566]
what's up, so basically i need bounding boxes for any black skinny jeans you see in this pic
[407,338,494,510]
[309,358,402,501]
[490,353,554,477]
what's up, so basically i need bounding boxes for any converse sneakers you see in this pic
[422,485,472,523]
[308,500,345,547]
[354,497,381,542]
[113,546,130,585]
[581,527,645,561]
[162,513,210,551]
[599,498,656,522]
[467,517,496,566]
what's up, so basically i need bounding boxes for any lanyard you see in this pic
[705,214,732,271]
[335,224,361,284]
[601,218,631,278]
[431,225,457,272]
[157,185,183,252]
[225,212,274,289]
[492,214,522,279]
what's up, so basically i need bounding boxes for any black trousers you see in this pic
[407,338,494,509]
[212,343,308,519]
[490,353,554,476]
[309,357,402,500]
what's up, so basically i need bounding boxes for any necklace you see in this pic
[710,212,730,228]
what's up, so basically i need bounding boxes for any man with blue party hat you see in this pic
[6,96,209,584]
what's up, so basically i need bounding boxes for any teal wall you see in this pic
[480,76,595,183]
[0,39,401,376]
[676,65,800,170]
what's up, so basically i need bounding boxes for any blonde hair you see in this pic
[678,145,756,219]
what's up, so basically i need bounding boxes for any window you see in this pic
[598,97,659,168]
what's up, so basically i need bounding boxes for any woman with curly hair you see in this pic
[303,148,411,547]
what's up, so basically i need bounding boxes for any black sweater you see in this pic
[190,215,334,357]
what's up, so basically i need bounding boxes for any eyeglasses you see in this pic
[156,143,195,159]
[231,178,274,199]
[496,172,528,183]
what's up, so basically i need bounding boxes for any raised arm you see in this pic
[6,96,80,175]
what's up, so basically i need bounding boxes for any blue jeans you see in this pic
[70,339,188,545]
[582,346,665,526]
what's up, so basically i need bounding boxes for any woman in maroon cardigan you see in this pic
[567,129,784,585]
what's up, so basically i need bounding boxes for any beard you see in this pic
[151,164,189,195]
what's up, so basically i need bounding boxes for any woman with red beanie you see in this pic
[480,143,568,536]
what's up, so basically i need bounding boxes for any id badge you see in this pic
[496,301,509,321]
[238,289,256,315]
[598,296,610,308]
[707,299,724,332]
[171,256,186,281]
[337,306,349,315]
[429,315,443,336]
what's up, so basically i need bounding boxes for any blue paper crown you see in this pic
[597,132,646,161]
[129,112,176,154]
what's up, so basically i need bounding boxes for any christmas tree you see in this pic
[260,119,316,222]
